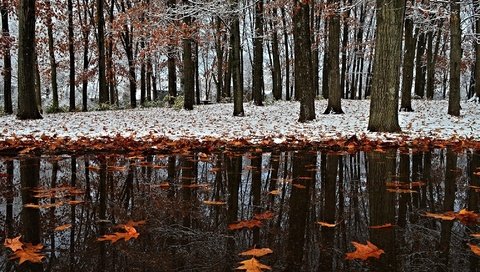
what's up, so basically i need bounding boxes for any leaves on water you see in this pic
[424,209,479,224]
[98,220,145,243]
[424,212,456,221]
[316,221,337,228]
[203,200,227,206]
[468,244,480,256]
[253,211,274,221]
[236,257,271,272]
[54,224,72,231]
[239,248,273,258]
[228,220,262,231]
[369,223,394,229]
[345,241,384,261]
[4,236,45,264]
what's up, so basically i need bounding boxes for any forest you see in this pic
[1,0,479,130]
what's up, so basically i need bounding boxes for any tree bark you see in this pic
[252,0,264,106]
[324,1,343,114]
[97,0,108,104]
[448,1,461,116]
[1,0,12,114]
[474,0,480,100]
[414,32,426,99]
[45,0,59,111]
[281,7,290,101]
[294,0,315,122]
[17,0,42,119]
[368,0,404,132]
[231,0,244,116]
[182,0,194,111]
[400,4,415,112]
[68,0,75,111]
[271,7,282,101]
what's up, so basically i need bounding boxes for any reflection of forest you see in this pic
[0,149,479,271]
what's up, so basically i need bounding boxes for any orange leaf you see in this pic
[239,248,273,257]
[236,257,271,272]
[98,225,140,243]
[253,211,274,221]
[471,233,480,238]
[292,184,306,189]
[369,223,394,229]
[345,241,384,261]
[267,189,280,195]
[316,221,337,228]
[54,224,72,231]
[10,243,45,264]
[203,200,227,206]
[386,188,417,194]
[469,244,480,256]
[68,200,85,205]
[4,236,23,252]
[228,220,262,231]
[424,212,456,221]
[455,209,480,225]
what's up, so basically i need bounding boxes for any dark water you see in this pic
[0,148,479,272]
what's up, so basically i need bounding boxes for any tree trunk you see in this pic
[68,0,75,111]
[400,6,415,112]
[140,46,146,106]
[45,0,59,112]
[195,41,201,104]
[252,0,264,106]
[271,7,282,101]
[324,1,344,114]
[322,22,329,100]
[147,58,152,101]
[281,7,290,101]
[368,0,404,132]
[97,0,108,104]
[474,0,480,101]
[448,1,461,116]
[294,0,315,122]
[182,1,194,111]
[231,1,244,116]
[17,0,42,120]
[215,17,224,102]
[79,0,90,112]
[1,0,12,114]
[414,32,426,99]
[425,30,434,99]
[340,0,351,99]
[107,0,115,105]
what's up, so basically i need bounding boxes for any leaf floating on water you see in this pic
[292,184,306,189]
[345,241,384,261]
[4,236,23,252]
[228,220,262,231]
[98,224,140,243]
[239,248,273,257]
[54,224,72,231]
[468,244,480,256]
[386,188,417,194]
[203,200,227,206]
[471,233,480,238]
[455,209,480,225]
[253,211,274,221]
[424,212,456,221]
[236,257,271,272]
[9,243,45,265]
[316,221,337,228]
[369,223,394,229]
[267,189,280,195]
[68,200,85,205]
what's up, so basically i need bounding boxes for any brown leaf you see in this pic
[236,257,271,272]
[10,243,45,264]
[469,244,480,256]
[316,221,337,228]
[98,225,140,243]
[203,200,227,206]
[253,211,274,221]
[369,223,394,229]
[455,209,480,225]
[471,233,480,238]
[267,189,280,195]
[424,212,456,221]
[54,224,72,231]
[239,248,273,257]
[4,236,23,252]
[345,241,384,261]
[386,188,417,194]
[228,220,262,231]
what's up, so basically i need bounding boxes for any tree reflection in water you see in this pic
[0,148,479,271]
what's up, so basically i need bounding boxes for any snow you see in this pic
[0,100,478,146]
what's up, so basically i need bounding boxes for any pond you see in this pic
[0,148,479,272]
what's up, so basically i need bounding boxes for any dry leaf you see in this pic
[369,223,394,229]
[316,221,337,228]
[203,200,227,205]
[10,243,45,264]
[239,248,273,257]
[98,225,140,243]
[386,188,417,194]
[455,209,480,225]
[424,212,456,221]
[292,184,306,189]
[54,224,72,231]
[345,241,384,261]
[267,189,280,195]
[228,220,262,231]
[471,233,480,238]
[468,244,480,256]
[253,211,274,221]
[236,257,271,272]
[4,236,23,252]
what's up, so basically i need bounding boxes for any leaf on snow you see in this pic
[236,257,271,272]
[239,248,273,257]
[345,241,385,261]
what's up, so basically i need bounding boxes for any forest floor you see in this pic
[0,99,479,154]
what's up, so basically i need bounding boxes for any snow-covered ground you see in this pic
[0,100,478,145]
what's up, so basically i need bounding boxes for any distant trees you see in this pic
[17,0,42,119]
[368,0,405,132]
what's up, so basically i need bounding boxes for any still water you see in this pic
[0,148,479,272]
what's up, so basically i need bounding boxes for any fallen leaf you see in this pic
[468,244,480,256]
[4,236,23,252]
[68,200,85,205]
[253,211,274,221]
[203,200,227,205]
[455,209,480,225]
[98,225,140,243]
[424,212,456,221]
[316,221,337,228]
[236,257,271,272]
[228,220,262,231]
[239,248,273,257]
[54,224,72,231]
[10,243,45,264]
[386,188,417,194]
[471,233,480,238]
[267,189,280,195]
[369,223,394,229]
[292,184,306,189]
[345,241,384,261]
